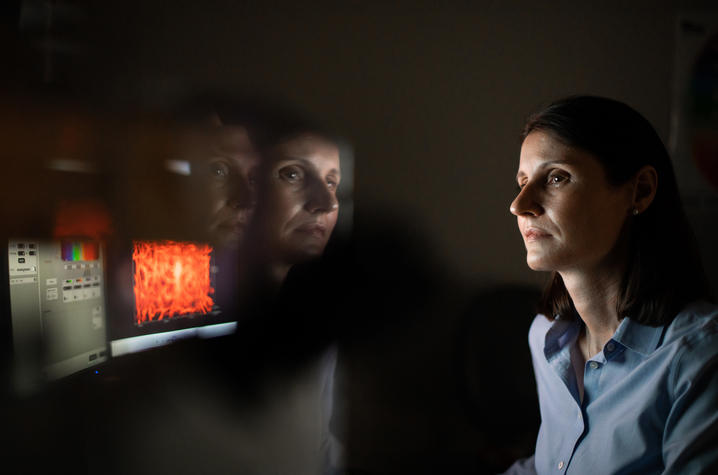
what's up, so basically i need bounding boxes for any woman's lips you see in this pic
[295,223,327,238]
[216,220,247,237]
[524,227,551,242]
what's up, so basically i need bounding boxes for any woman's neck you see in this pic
[561,267,623,358]
[239,250,291,299]
[269,262,291,287]
[562,230,631,359]
[248,239,292,291]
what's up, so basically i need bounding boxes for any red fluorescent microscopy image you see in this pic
[132,241,215,325]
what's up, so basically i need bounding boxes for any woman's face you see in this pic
[510,131,634,274]
[200,126,260,249]
[258,133,340,264]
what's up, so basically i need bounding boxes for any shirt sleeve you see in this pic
[662,326,718,474]
[319,345,346,474]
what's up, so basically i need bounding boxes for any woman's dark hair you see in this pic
[170,90,335,152]
[522,95,711,326]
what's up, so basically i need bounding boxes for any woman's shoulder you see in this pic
[663,300,718,347]
[662,301,718,387]
[528,312,551,335]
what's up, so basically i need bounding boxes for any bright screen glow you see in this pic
[132,241,215,325]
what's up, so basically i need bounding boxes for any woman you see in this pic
[171,99,262,252]
[116,102,346,474]
[235,119,346,473]
[174,95,343,277]
[248,127,342,289]
[505,96,718,473]
[199,122,259,251]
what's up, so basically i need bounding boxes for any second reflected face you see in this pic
[259,133,341,263]
[202,126,260,249]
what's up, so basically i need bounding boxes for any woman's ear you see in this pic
[631,165,658,214]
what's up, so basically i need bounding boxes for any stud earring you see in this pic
[632,208,639,216]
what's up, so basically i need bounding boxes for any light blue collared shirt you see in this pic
[504,301,718,474]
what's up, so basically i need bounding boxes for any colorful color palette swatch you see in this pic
[61,241,99,261]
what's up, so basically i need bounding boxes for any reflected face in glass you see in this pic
[510,131,633,274]
[259,133,340,264]
[201,125,260,249]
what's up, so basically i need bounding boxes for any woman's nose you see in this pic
[304,179,338,214]
[510,182,543,217]
[227,173,255,210]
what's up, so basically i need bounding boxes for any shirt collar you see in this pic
[543,317,581,361]
[543,315,664,358]
[610,317,664,356]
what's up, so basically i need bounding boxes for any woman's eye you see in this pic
[209,161,230,179]
[327,177,339,191]
[278,166,303,183]
[547,173,568,186]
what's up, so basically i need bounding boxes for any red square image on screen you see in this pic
[132,241,215,325]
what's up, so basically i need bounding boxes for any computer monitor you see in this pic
[107,240,238,357]
[6,238,109,394]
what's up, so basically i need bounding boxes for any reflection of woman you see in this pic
[176,114,260,251]
[201,123,259,250]
[505,96,718,473]
[249,129,341,287]
[240,122,345,472]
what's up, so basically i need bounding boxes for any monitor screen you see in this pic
[7,239,109,393]
[107,240,237,357]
